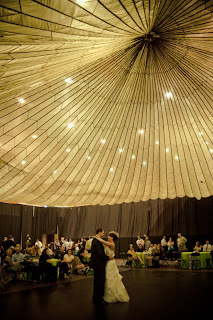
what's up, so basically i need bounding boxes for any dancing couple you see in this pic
[90,228,130,304]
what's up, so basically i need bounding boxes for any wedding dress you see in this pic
[104,246,130,303]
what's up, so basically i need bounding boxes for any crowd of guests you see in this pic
[126,233,213,268]
[0,235,94,284]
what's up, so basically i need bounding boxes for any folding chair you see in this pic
[159,256,169,266]
[191,252,201,270]
[206,252,213,269]
[119,252,129,267]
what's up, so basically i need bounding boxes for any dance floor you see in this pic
[1,267,212,320]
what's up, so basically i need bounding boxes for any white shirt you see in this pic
[203,244,212,252]
[35,241,42,248]
[64,241,69,248]
[85,238,93,251]
[136,239,144,247]
[161,239,167,246]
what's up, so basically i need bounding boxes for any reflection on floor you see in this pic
[0,265,213,320]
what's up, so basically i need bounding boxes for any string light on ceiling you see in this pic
[0,0,212,206]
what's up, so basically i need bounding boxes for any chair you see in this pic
[159,256,169,266]
[191,252,201,270]
[206,251,213,269]
[118,252,128,267]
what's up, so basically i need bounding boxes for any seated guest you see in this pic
[31,245,40,258]
[203,240,211,252]
[167,237,175,260]
[48,242,55,257]
[158,244,166,260]
[63,249,74,276]
[127,244,144,266]
[12,244,25,263]
[78,247,90,265]
[54,246,67,280]
[194,241,202,252]
[4,248,22,278]
[55,246,66,260]
[145,244,160,267]
[137,244,144,252]
[147,244,154,254]
[39,248,57,282]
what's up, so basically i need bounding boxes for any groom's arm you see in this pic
[95,241,109,262]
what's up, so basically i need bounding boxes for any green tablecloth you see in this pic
[131,252,146,268]
[181,252,212,269]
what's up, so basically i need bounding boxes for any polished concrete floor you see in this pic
[1,268,212,320]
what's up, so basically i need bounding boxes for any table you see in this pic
[131,252,146,268]
[181,252,212,269]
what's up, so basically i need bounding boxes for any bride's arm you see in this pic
[94,236,114,248]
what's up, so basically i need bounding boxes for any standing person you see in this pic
[145,236,151,251]
[177,233,187,254]
[1,236,8,265]
[167,237,175,260]
[136,236,144,249]
[90,228,113,304]
[94,231,130,303]
[35,239,42,249]
[161,235,167,253]
[5,235,16,251]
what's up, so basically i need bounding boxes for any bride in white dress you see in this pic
[94,231,130,303]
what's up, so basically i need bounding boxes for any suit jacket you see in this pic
[90,238,109,269]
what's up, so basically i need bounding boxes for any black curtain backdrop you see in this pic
[0,197,212,254]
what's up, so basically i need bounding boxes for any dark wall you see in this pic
[0,196,212,250]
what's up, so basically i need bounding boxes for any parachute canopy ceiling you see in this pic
[0,0,212,207]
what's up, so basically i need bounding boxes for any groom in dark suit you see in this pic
[90,228,113,304]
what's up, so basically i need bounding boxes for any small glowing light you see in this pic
[175,156,179,160]
[210,149,213,153]
[155,141,159,145]
[87,156,91,160]
[65,78,72,83]
[101,139,106,144]
[142,161,147,166]
[32,135,38,139]
[139,129,144,134]
[66,148,71,152]
[21,160,26,165]
[44,205,47,208]
[119,148,124,153]
[132,155,136,159]
[77,0,86,4]
[68,123,74,128]
[18,98,25,103]
[205,141,209,145]
[53,170,57,174]
[198,132,203,136]
[166,148,169,152]
[110,168,114,172]
[165,92,173,99]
